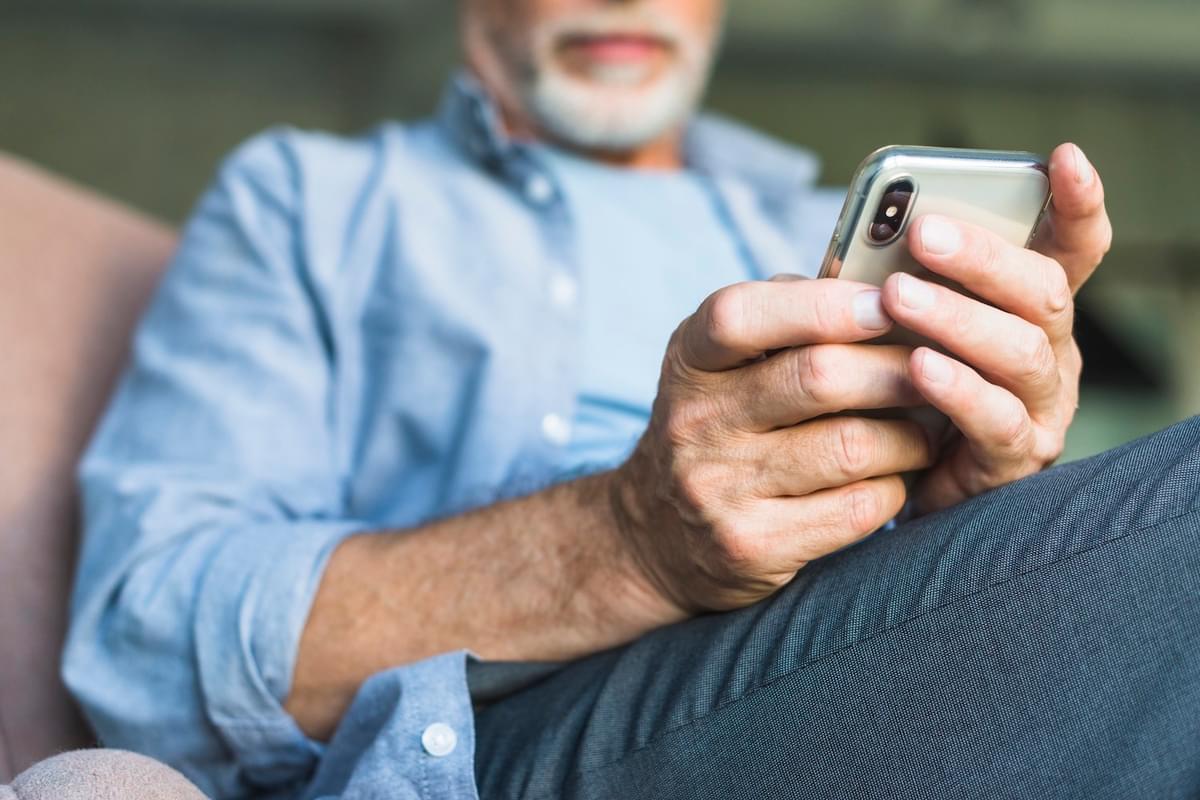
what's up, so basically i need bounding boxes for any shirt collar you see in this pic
[437,71,516,170]
[435,71,821,196]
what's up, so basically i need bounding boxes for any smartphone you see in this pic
[821,145,1051,298]
[820,145,1052,447]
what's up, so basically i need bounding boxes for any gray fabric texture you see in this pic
[5,750,207,800]
[474,417,1200,799]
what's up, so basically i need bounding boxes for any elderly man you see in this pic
[63,0,1199,798]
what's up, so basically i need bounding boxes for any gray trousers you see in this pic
[474,417,1200,799]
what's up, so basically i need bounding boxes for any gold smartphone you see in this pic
[820,145,1053,447]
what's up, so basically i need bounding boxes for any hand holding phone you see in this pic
[819,143,1109,513]
[820,142,1108,513]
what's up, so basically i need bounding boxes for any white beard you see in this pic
[518,12,717,153]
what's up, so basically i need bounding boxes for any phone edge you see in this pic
[818,145,1049,281]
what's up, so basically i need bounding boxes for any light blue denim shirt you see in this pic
[539,144,760,474]
[64,74,845,799]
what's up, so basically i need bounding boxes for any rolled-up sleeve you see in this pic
[63,130,367,798]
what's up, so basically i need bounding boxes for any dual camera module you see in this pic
[867,179,915,246]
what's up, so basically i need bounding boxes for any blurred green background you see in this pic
[2,0,1196,460]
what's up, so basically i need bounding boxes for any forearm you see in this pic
[285,471,681,740]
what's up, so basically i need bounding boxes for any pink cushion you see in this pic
[0,154,175,780]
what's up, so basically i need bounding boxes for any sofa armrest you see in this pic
[0,153,176,779]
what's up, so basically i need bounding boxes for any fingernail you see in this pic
[853,289,891,330]
[898,273,935,311]
[1072,144,1094,186]
[922,351,954,384]
[920,216,962,256]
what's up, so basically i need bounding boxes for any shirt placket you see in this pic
[498,147,586,476]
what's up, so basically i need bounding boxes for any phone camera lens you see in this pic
[870,222,895,241]
[868,179,915,245]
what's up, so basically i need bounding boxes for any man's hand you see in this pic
[881,143,1112,513]
[609,280,936,614]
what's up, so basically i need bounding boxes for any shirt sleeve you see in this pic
[63,130,369,798]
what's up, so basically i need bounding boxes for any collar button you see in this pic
[524,174,556,206]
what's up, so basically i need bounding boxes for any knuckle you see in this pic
[1097,218,1114,259]
[976,234,1004,276]
[793,345,840,406]
[950,302,977,341]
[711,520,761,567]
[845,485,884,536]
[667,324,713,381]
[1066,337,1084,374]
[993,406,1032,454]
[1042,264,1073,318]
[704,284,751,352]
[1014,329,1056,384]
[664,324,689,366]
[674,461,720,511]
[1035,431,1066,467]
[808,290,840,334]
[830,418,876,479]
[661,399,714,447]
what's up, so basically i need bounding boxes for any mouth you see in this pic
[557,32,674,65]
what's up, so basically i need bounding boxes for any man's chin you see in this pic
[527,70,702,153]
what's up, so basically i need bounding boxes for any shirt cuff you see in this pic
[192,519,367,787]
[303,651,478,800]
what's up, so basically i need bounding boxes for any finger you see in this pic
[746,416,934,498]
[726,343,922,431]
[908,348,1038,505]
[882,273,1061,416]
[755,475,908,568]
[1031,143,1112,291]
[677,279,894,372]
[908,215,1075,348]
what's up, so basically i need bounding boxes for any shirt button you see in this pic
[525,174,555,206]
[541,413,572,447]
[549,271,578,310]
[421,722,458,758]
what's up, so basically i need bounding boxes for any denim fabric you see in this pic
[538,145,757,475]
[63,72,843,799]
[472,417,1200,800]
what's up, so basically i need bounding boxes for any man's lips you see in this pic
[559,33,671,63]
